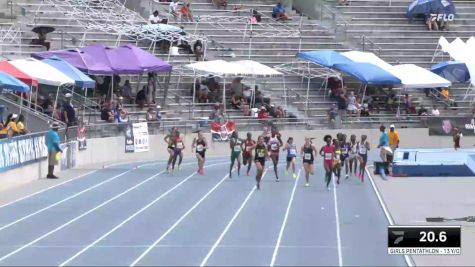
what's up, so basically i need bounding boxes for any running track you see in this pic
[0,154,405,266]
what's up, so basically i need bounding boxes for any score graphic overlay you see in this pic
[388,226,461,255]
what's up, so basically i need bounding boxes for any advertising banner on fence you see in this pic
[77,126,87,150]
[0,133,48,173]
[428,117,475,136]
[125,122,149,153]
[59,141,78,171]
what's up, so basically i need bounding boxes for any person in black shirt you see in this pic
[62,93,76,127]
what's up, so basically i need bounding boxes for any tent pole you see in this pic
[19,94,23,114]
[192,75,197,119]
[283,75,287,108]
[251,79,256,109]
[35,86,38,111]
[248,22,252,60]
[361,84,367,109]
[306,74,310,118]
[53,85,61,120]
[83,87,87,120]
[223,78,227,114]
[111,75,114,102]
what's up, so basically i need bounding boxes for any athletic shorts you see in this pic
[174,148,183,156]
[286,155,296,162]
[243,152,252,161]
[303,159,314,165]
[168,146,175,150]
[270,152,279,160]
[231,151,241,162]
[359,153,367,163]
[255,158,265,166]
[196,151,205,159]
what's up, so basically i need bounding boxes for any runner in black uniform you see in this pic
[229,131,243,178]
[164,127,177,173]
[301,137,317,187]
[242,132,256,176]
[192,131,208,175]
[356,134,370,182]
[254,136,268,190]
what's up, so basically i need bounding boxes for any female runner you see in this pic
[242,132,256,176]
[357,134,370,182]
[229,131,243,178]
[268,134,283,182]
[171,130,185,173]
[254,136,268,190]
[164,127,177,173]
[301,137,317,187]
[192,131,208,175]
[333,139,342,184]
[320,135,335,190]
[283,137,297,179]
[348,134,358,177]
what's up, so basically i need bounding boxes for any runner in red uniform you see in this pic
[319,135,334,191]
[242,132,256,176]
[268,129,283,182]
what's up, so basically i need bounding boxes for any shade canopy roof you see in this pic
[41,56,96,88]
[0,61,39,87]
[0,71,30,92]
[183,60,282,78]
[9,58,75,86]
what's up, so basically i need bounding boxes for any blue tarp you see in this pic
[407,0,456,18]
[332,62,402,85]
[0,71,30,92]
[431,61,470,83]
[41,56,96,88]
[296,50,353,68]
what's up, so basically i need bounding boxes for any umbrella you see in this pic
[431,61,470,83]
[0,71,30,93]
[407,0,456,18]
[32,26,55,36]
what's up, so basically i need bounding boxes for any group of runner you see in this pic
[164,127,371,191]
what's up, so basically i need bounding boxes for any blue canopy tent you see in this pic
[296,50,353,68]
[431,61,470,83]
[0,71,30,92]
[407,0,456,18]
[41,56,96,88]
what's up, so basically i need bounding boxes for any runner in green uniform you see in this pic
[229,131,244,178]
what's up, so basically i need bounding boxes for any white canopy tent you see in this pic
[181,60,283,116]
[392,64,452,89]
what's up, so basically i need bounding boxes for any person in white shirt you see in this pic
[169,0,179,19]
[431,105,440,116]
[149,10,161,24]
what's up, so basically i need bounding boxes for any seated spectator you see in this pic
[360,104,370,117]
[146,107,157,121]
[241,98,251,116]
[386,93,397,111]
[275,106,286,118]
[212,0,227,9]
[272,2,290,21]
[268,104,277,118]
[441,87,456,106]
[403,94,417,114]
[0,114,19,138]
[230,77,244,97]
[257,106,269,119]
[337,0,349,5]
[100,104,115,123]
[418,105,429,116]
[169,0,179,19]
[328,104,338,124]
[193,39,204,61]
[177,26,194,54]
[209,103,220,122]
[431,105,440,116]
[180,2,194,22]
[115,108,128,123]
[231,94,242,109]
[251,9,262,23]
[136,85,147,109]
[149,10,162,24]
[30,31,50,51]
[121,80,134,104]
[425,13,438,31]
[198,81,209,103]
[155,105,162,126]
[42,95,54,117]
[16,114,28,135]
[242,86,252,103]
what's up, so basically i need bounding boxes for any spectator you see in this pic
[136,85,147,109]
[155,105,162,126]
[360,103,370,117]
[147,72,157,105]
[377,125,390,163]
[230,77,244,97]
[45,122,62,179]
[0,114,19,139]
[121,80,134,104]
[30,30,50,51]
[231,94,242,109]
[388,124,400,153]
[193,39,204,61]
[209,103,220,122]
[272,1,290,21]
[328,104,339,126]
[16,114,28,135]
[251,9,262,23]
[386,93,397,111]
[431,105,440,116]
[242,85,252,104]
[180,2,194,22]
[425,13,438,31]
[403,94,417,114]
[418,105,429,116]
[100,103,115,123]
[115,108,128,123]
[212,0,227,8]
[346,91,358,117]
[146,107,157,122]
[337,0,349,5]
[441,87,456,106]
[198,80,209,103]
[62,93,76,127]
[257,106,269,119]
[149,10,162,24]
[453,127,462,150]
[169,0,179,19]
[177,26,194,54]
[276,106,286,118]
[42,94,54,117]
[268,104,276,118]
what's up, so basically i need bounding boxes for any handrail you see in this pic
[361,35,382,56]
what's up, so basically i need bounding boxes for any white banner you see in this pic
[132,122,149,153]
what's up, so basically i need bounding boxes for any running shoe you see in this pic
[337,178,340,184]
[256,183,260,190]
[229,173,232,179]
[178,165,182,171]
[345,174,349,180]
[327,186,331,191]
[305,183,309,187]
[293,173,297,179]
[276,177,280,182]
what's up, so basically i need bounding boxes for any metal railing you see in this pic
[361,35,382,56]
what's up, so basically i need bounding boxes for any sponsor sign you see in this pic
[0,133,48,173]
[125,122,149,153]
[428,117,475,136]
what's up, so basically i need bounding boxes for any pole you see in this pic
[83,87,87,120]
[192,75,197,118]
[53,85,61,119]
[248,21,253,59]
[361,84,367,107]
[306,69,311,118]
[223,77,227,113]
[283,75,287,108]
[162,71,171,107]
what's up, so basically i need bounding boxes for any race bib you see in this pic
[177,142,184,149]
[324,153,332,160]
[246,146,252,151]
[234,146,241,152]
[304,153,311,160]
[258,152,265,157]
[289,149,296,155]
[271,143,278,150]
[342,148,348,154]
[196,145,204,152]
[359,147,367,154]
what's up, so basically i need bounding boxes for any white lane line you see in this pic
[331,174,343,267]
[0,169,134,232]
[270,169,301,267]
[0,170,99,209]
[59,162,229,267]
[365,166,414,267]
[199,169,269,267]
[129,172,231,267]
[0,165,172,263]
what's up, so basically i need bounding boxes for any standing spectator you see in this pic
[193,39,204,61]
[180,2,194,22]
[42,94,54,117]
[403,94,417,114]
[418,105,428,116]
[346,91,358,117]
[136,85,147,109]
[388,124,400,153]
[45,122,62,179]
[230,77,244,97]
[453,128,462,150]
[62,93,76,127]
[169,0,179,19]
[431,105,440,116]
[0,114,18,139]
[147,72,157,105]
[377,125,390,163]
[149,10,162,24]
[16,114,28,135]
[272,1,290,21]
[121,80,134,104]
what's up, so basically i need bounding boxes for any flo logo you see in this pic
[465,119,475,134]
[431,13,455,22]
